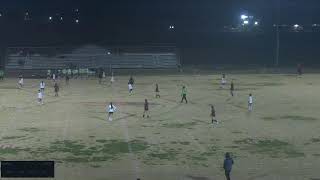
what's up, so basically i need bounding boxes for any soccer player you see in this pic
[110,72,115,84]
[40,81,45,93]
[248,93,253,111]
[143,99,150,118]
[223,152,234,180]
[18,75,24,88]
[128,83,133,95]
[129,76,134,85]
[107,102,117,121]
[221,74,227,88]
[65,75,69,85]
[180,86,188,103]
[98,71,103,84]
[37,90,43,105]
[211,105,218,125]
[52,73,56,82]
[54,82,59,97]
[230,80,234,97]
[155,84,160,98]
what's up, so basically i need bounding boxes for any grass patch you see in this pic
[263,115,317,121]
[262,117,278,121]
[280,115,317,121]
[29,139,149,163]
[311,138,320,143]
[234,138,304,158]
[18,127,41,133]
[1,136,26,140]
[162,122,197,128]
[148,152,178,160]
[0,147,30,155]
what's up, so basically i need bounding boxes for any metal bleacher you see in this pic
[5,45,180,71]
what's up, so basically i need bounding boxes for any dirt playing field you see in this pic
[0,73,320,180]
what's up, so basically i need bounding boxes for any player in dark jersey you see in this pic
[211,105,218,125]
[230,80,234,97]
[143,99,150,118]
[155,84,160,98]
[54,82,59,97]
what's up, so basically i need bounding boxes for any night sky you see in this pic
[0,0,319,29]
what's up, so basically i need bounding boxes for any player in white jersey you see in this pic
[110,72,115,84]
[128,83,133,95]
[248,93,253,111]
[107,102,117,121]
[52,73,56,81]
[37,90,43,105]
[18,75,24,88]
[40,81,45,92]
[220,74,227,88]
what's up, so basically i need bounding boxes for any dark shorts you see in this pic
[108,112,113,115]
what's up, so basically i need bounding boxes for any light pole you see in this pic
[275,25,280,67]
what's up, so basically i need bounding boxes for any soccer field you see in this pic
[0,73,319,180]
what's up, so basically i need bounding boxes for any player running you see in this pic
[107,102,117,121]
[211,105,219,125]
[37,90,43,105]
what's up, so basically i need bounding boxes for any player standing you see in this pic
[110,72,115,84]
[128,83,133,95]
[248,93,253,111]
[40,81,45,93]
[230,80,234,97]
[54,82,59,97]
[107,102,117,121]
[155,84,160,98]
[65,75,69,85]
[37,90,43,105]
[18,75,24,88]
[143,99,150,118]
[180,86,188,103]
[52,73,56,82]
[221,74,227,88]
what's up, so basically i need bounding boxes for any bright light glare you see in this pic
[293,24,299,28]
[241,15,248,20]
[243,20,249,25]
[254,21,258,25]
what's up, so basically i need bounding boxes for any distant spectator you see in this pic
[223,152,234,180]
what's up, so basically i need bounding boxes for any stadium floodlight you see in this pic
[241,15,248,20]
[293,24,299,28]
[243,20,249,25]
